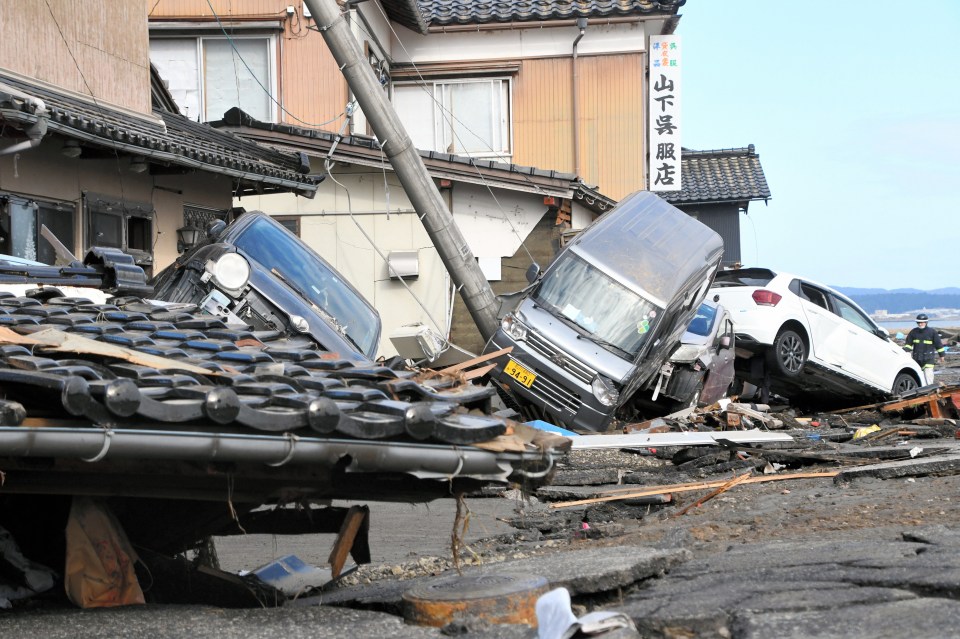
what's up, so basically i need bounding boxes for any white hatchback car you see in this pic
[708,268,923,406]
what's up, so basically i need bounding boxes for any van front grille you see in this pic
[529,374,581,414]
[525,332,596,385]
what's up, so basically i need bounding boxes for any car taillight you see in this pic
[752,289,782,306]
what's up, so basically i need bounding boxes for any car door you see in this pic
[830,295,898,390]
[701,311,736,404]
[794,280,847,369]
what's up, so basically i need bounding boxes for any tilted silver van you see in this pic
[484,191,724,432]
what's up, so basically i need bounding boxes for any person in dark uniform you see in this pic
[903,313,946,385]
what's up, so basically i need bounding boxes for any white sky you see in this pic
[678,1,960,290]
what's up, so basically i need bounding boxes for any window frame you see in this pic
[393,76,513,159]
[0,193,78,265]
[149,31,279,123]
[84,194,155,268]
[274,215,301,238]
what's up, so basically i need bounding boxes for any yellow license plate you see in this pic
[504,360,536,388]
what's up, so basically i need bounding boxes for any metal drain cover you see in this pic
[402,573,549,627]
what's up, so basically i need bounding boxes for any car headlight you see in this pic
[209,253,250,292]
[501,313,528,342]
[591,375,620,406]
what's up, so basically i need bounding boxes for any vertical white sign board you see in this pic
[648,35,681,192]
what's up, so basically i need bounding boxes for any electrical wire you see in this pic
[323,152,451,347]
[203,0,347,128]
[367,2,541,265]
[43,0,128,218]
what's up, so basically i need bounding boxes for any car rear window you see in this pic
[712,268,776,287]
[686,302,717,336]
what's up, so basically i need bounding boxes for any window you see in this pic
[832,296,876,333]
[85,195,154,267]
[150,35,276,122]
[274,216,301,237]
[393,78,511,157]
[0,195,76,264]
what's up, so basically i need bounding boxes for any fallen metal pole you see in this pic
[304,0,500,342]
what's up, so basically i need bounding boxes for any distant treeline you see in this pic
[845,293,960,315]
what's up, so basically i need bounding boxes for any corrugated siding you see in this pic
[513,58,575,176]
[149,0,285,18]
[1,0,151,115]
[684,204,742,265]
[513,53,646,201]
[576,53,645,200]
[150,0,347,132]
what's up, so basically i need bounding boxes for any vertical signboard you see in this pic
[648,35,681,192]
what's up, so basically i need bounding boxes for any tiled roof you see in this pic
[416,0,686,26]
[0,288,560,503]
[0,70,320,198]
[212,107,617,214]
[381,0,430,34]
[659,145,771,206]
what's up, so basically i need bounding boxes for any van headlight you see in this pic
[501,313,528,342]
[206,253,251,293]
[591,375,620,406]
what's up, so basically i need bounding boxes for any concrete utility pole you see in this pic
[304,0,500,343]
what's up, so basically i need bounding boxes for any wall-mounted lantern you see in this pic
[176,225,202,253]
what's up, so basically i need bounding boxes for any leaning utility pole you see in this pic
[304,0,500,343]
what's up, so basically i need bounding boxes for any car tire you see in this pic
[892,372,918,395]
[768,329,806,378]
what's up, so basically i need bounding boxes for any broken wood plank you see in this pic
[673,472,753,516]
[462,363,497,381]
[327,505,370,579]
[438,347,511,374]
[0,326,214,374]
[549,471,840,509]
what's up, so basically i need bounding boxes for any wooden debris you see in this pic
[439,347,511,374]
[328,505,370,579]
[548,471,839,509]
[623,417,671,434]
[673,472,753,516]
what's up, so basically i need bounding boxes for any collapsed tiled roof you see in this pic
[0,70,320,198]
[0,289,559,504]
[212,107,616,214]
[659,145,771,206]
[416,0,686,26]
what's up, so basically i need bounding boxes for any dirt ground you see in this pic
[313,352,960,587]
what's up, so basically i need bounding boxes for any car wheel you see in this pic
[768,329,806,377]
[892,372,918,395]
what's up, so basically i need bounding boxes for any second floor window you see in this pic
[150,36,276,123]
[393,78,511,158]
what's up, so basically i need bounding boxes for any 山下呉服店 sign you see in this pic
[648,35,681,192]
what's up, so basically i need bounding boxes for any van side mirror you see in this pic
[719,335,732,349]
[525,262,541,284]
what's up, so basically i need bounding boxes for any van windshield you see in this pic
[533,253,661,357]
[232,217,380,357]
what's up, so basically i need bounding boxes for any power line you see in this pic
[203,0,347,128]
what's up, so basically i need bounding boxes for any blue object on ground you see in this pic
[526,419,579,436]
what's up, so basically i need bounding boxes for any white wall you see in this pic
[238,166,549,358]
[390,21,649,64]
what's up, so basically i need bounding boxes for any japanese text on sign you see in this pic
[648,35,681,192]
